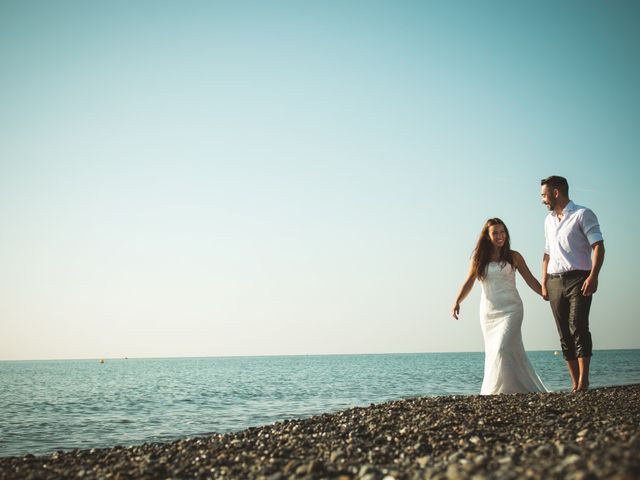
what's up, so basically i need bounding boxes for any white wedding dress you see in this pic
[478,262,548,395]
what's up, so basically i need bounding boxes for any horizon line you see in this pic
[2,347,638,362]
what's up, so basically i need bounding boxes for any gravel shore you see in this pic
[2,384,639,479]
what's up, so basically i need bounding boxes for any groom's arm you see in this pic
[541,254,550,301]
[581,241,605,296]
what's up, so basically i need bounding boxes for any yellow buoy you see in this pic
[553,351,560,356]
[99,359,105,364]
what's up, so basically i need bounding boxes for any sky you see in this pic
[1,0,639,360]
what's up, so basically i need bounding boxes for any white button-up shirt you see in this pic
[544,201,603,274]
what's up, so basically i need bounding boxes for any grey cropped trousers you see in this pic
[547,270,593,360]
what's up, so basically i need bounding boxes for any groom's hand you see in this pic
[581,275,598,296]
[541,285,549,301]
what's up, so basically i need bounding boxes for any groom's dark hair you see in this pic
[541,175,569,196]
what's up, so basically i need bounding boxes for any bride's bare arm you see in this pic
[513,251,542,296]
[452,265,476,320]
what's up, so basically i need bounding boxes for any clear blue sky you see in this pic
[1,0,638,360]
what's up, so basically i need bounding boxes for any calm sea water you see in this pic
[1,349,638,457]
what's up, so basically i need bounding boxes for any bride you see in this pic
[452,218,548,394]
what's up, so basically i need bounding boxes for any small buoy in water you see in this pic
[99,359,105,364]
[553,351,560,356]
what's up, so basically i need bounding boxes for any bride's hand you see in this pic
[452,303,461,320]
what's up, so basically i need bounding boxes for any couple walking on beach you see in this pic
[452,176,605,394]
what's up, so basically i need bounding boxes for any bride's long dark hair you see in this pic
[472,218,513,280]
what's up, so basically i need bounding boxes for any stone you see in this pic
[446,464,463,480]
[561,454,584,468]
[307,460,323,474]
[534,444,554,458]
[330,449,345,462]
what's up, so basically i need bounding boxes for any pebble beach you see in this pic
[2,384,638,480]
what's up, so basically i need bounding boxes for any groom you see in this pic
[540,176,605,391]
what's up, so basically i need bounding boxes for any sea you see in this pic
[1,349,639,458]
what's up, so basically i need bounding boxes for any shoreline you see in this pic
[2,384,639,479]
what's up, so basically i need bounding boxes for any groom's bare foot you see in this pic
[577,382,589,391]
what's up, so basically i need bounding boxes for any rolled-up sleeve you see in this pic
[581,209,604,246]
